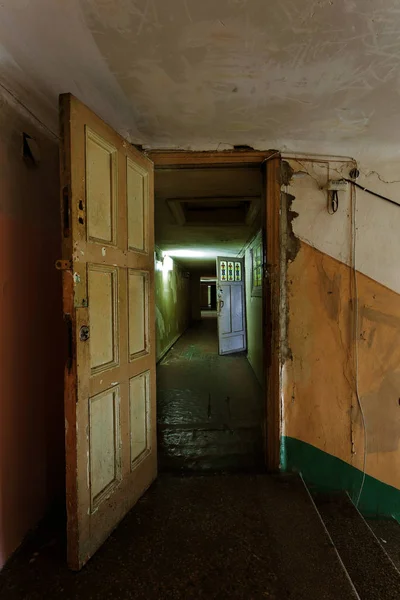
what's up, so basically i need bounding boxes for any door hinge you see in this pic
[55,259,72,271]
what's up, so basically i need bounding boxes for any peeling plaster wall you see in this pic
[281,157,400,519]
[0,88,64,568]
[155,257,191,361]
[244,231,263,386]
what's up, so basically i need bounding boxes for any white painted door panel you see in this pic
[216,257,247,355]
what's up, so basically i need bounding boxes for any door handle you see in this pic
[217,299,224,315]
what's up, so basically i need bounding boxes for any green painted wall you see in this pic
[155,257,191,361]
[244,232,264,386]
[282,436,400,522]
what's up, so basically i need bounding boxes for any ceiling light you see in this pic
[163,255,174,272]
[163,250,212,259]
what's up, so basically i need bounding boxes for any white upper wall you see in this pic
[2,0,400,158]
[286,157,400,295]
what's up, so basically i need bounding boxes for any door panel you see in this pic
[231,286,244,332]
[86,128,117,245]
[128,270,148,359]
[127,158,148,252]
[88,265,118,372]
[129,370,150,464]
[89,387,121,507]
[59,94,156,570]
[216,257,247,355]
[219,284,231,334]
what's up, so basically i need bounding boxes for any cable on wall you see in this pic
[0,81,59,140]
[350,181,368,507]
[288,157,369,505]
[349,170,398,507]
[345,178,400,209]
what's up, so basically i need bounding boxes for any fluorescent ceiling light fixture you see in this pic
[162,250,217,259]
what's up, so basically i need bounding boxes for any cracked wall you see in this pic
[280,157,400,519]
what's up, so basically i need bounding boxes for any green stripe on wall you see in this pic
[281,436,400,522]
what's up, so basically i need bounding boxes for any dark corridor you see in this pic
[157,315,264,472]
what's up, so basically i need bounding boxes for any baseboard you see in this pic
[281,436,400,523]
[157,328,187,363]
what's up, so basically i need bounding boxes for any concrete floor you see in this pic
[157,316,264,471]
[0,474,359,600]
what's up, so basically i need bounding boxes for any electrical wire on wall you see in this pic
[288,156,369,506]
[346,167,400,505]
[349,180,368,508]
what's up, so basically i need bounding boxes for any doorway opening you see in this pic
[151,152,280,473]
[200,277,217,314]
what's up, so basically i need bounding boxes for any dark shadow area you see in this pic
[0,474,359,600]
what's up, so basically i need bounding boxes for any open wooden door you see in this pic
[216,257,247,355]
[59,94,156,570]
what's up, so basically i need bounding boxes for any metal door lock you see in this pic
[79,326,90,342]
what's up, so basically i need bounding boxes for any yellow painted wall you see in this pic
[283,157,400,495]
[155,256,191,361]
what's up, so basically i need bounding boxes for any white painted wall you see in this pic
[285,157,400,295]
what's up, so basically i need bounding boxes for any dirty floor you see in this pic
[0,474,359,600]
[157,316,264,471]
[367,518,400,571]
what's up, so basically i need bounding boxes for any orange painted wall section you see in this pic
[0,94,64,568]
[284,240,400,491]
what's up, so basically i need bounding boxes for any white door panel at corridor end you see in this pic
[59,94,156,570]
[216,257,247,355]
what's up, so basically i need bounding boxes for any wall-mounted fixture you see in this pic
[325,179,348,192]
[323,179,348,214]
[163,249,211,259]
[22,132,40,166]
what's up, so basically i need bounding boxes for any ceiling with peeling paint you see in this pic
[1,0,400,158]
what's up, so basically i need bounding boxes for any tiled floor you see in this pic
[157,316,264,471]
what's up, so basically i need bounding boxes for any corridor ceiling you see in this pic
[1,0,399,158]
[155,167,262,270]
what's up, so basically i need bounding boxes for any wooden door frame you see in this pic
[148,149,282,471]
